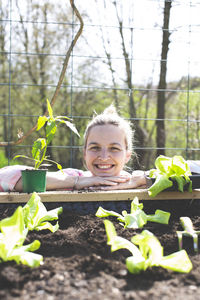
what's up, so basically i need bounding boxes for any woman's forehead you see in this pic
[87,124,126,144]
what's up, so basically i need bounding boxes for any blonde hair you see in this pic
[84,105,134,152]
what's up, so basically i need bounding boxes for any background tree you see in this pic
[156,0,172,157]
[0,0,199,170]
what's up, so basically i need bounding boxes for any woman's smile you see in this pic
[94,163,114,170]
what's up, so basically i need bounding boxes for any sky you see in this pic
[8,0,200,86]
[75,0,200,85]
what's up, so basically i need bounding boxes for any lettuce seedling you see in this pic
[148,155,192,197]
[96,197,170,229]
[0,192,63,267]
[104,220,192,274]
[177,217,200,253]
[0,206,43,267]
[22,192,63,232]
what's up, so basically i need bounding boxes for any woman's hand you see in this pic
[75,175,130,190]
[87,171,147,190]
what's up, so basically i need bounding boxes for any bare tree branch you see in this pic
[0,0,84,147]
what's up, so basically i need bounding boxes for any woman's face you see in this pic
[84,124,131,177]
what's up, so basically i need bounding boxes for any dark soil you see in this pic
[0,198,200,300]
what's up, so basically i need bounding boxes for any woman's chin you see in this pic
[92,167,117,177]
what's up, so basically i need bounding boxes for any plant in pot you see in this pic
[14,99,79,193]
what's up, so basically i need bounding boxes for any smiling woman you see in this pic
[84,124,131,177]
[0,105,147,193]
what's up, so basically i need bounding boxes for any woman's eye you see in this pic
[110,147,121,151]
[90,146,100,151]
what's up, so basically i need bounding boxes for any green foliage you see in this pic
[13,99,79,169]
[0,151,9,168]
[96,197,170,228]
[23,192,63,232]
[0,151,21,168]
[104,220,192,274]
[0,192,63,267]
[177,217,200,253]
[148,155,192,197]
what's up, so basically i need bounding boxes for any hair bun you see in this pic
[102,104,118,115]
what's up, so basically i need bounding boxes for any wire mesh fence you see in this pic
[0,0,200,170]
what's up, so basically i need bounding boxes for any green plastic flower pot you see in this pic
[21,169,47,193]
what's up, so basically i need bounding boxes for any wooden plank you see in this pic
[1,188,200,203]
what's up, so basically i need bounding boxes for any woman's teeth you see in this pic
[96,164,113,169]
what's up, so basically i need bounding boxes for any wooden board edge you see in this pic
[1,189,200,203]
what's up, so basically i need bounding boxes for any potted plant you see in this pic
[14,99,79,193]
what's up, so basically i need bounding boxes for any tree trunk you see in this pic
[156,1,172,157]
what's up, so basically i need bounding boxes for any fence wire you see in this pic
[0,0,200,169]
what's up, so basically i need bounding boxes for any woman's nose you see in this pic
[99,148,109,160]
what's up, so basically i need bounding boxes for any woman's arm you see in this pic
[14,171,79,192]
[14,171,130,192]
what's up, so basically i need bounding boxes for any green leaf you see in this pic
[131,230,163,266]
[148,155,192,197]
[32,138,46,160]
[177,217,200,252]
[104,220,142,257]
[146,210,170,224]
[34,221,59,233]
[172,175,185,192]
[46,120,57,144]
[0,206,26,254]
[0,206,43,267]
[103,220,117,245]
[46,99,53,119]
[103,222,192,274]
[172,156,191,176]
[124,211,147,229]
[132,230,192,273]
[155,155,172,174]
[96,207,123,219]
[130,197,144,213]
[96,197,170,228]
[148,174,173,197]
[23,192,63,232]
[159,250,193,273]
[8,240,43,267]
[126,255,146,274]
[180,217,194,233]
[57,119,80,137]
[37,116,48,131]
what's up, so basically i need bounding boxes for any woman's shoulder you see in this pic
[0,165,32,174]
[0,165,32,192]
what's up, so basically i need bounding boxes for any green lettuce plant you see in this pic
[96,197,170,229]
[0,192,63,267]
[104,220,193,274]
[148,155,192,197]
[14,98,79,170]
[0,206,43,267]
[22,192,63,232]
[177,216,200,253]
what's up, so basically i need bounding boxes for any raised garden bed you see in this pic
[0,191,200,299]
